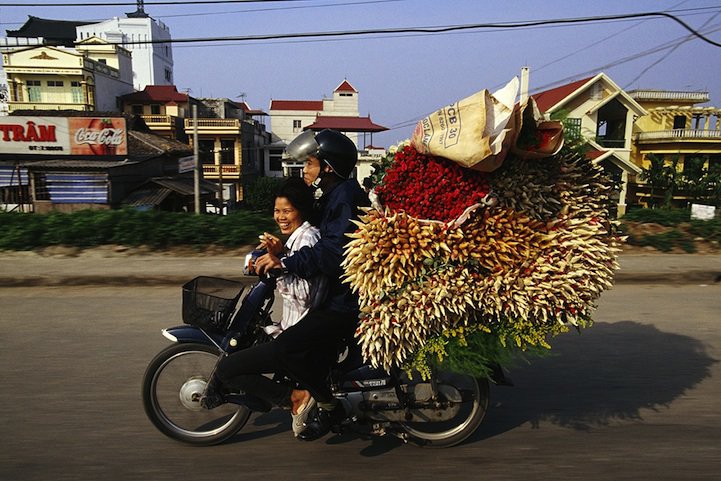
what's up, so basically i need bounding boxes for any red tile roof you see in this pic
[270,100,324,111]
[121,85,189,103]
[304,115,387,132]
[334,80,357,93]
[238,101,267,116]
[532,77,594,112]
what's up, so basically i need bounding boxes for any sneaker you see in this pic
[291,397,316,437]
[297,403,345,441]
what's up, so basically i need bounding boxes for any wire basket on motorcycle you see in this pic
[181,276,246,332]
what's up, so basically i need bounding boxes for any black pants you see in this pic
[214,308,359,404]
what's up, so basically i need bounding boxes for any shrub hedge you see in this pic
[0,209,277,250]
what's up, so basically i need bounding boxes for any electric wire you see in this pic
[59,11,721,49]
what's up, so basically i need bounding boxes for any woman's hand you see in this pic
[254,252,282,275]
[259,232,283,256]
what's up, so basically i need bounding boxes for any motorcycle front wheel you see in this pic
[400,370,489,448]
[142,343,251,446]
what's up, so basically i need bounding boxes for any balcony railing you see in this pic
[9,102,93,112]
[184,118,241,131]
[628,90,709,103]
[636,129,721,142]
[141,114,174,126]
[203,164,240,178]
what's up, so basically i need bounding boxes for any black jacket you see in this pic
[282,178,370,314]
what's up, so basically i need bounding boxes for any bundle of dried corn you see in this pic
[344,145,620,373]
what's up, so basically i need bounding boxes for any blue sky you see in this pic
[2,0,720,147]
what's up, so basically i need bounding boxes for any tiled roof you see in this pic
[120,85,189,103]
[128,130,192,157]
[304,115,387,132]
[269,100,324,111]
[532,77,594,113]
[238,101,267,116]
[7,16,93,47]
[334,80,357,93]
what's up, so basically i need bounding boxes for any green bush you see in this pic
[0,208,277,251]
[622,208,691,226]
[688,218,721,243]
[632,229,697,253]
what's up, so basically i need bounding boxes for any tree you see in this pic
[639,154,680,208]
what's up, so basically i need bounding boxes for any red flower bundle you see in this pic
[375,145,491,223]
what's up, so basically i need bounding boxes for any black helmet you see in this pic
[284,129,357,179]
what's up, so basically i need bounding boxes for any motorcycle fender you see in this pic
[161,325,224,349]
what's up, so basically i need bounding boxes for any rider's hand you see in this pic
[255,252,282,275]
[259,233,283,256]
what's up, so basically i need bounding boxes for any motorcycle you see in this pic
[142,271,495,448]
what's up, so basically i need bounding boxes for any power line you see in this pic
[385,21,721,133]
[62,11,721,48]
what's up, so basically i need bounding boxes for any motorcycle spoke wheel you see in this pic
[142,343,250,445]
[400,370,489,448]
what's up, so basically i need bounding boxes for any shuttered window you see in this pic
[34,172,108,203]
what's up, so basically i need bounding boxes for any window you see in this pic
[339,93,353,97]
[47,80,64,87]
[292,120,302,133]
[164,68,172,83]
[220,139,235,164]
[132,104,143,115]
[150,104,161,115]
[71,81,83,103]
[672,115,686,130]
[269,149,283,171]
[198,140,215,164]
[26,79,41,102]
[565,117,582,139]
[98,59,107,65]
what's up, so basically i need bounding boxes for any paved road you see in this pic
[1,283,719,481]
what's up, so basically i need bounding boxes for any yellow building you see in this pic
[2,37,133,113]
[629,90,721,204]
[120,85,193,141]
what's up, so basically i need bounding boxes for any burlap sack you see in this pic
[411,77,519,172]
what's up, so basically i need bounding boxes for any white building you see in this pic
[267,80,387,179]
[76,4,173,91]
[269,80,360,144]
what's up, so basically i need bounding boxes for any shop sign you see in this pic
[0,116,128,156]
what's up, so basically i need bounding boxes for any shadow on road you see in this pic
[472,320,718,442]
[222,321,716,454]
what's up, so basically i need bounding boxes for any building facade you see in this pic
[120,85,194,141]
[1,40,134,113]
[629,89,721,206]
[269,80,360,144]
[267,79,388,180]
[76,10,174,91]
[532,73,647,216]
[0,112,200,213]
[120,90,272,209]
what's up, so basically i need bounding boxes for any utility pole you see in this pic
[193,104,200,214]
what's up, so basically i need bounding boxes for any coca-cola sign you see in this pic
[69,117,127,156]
[0,116,127,156]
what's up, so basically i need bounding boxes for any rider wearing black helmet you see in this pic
[202,129,370,441]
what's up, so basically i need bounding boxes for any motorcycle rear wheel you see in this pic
[400,371,489,448]
[142,343,251,446]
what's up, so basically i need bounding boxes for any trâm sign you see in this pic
[0,116,128,156]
